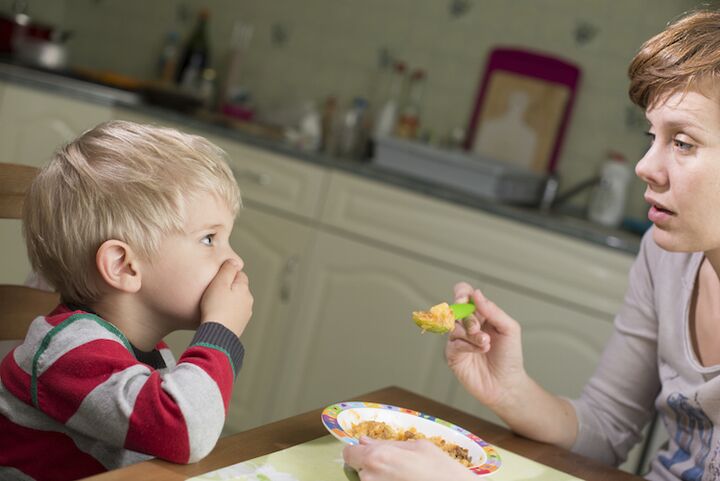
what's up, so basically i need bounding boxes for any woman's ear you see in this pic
[96,240,141,293]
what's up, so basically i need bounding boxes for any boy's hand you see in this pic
[200,259,253,337]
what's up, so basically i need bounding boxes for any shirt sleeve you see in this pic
[24,317,243,464]
[568,229,662,466]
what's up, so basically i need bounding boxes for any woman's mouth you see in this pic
[648,204,675,223]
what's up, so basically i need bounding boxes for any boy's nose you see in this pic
[228,251,244,270]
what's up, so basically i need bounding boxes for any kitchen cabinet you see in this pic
[270,230,481,422]
[0,82,112,169]
[0,82,112,285]
[272,171,630,419]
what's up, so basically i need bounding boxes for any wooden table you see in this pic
[83,386,645,481]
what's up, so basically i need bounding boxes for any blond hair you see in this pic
[23,120,241,305]
[629,9,720,109]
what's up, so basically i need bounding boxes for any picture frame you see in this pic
[464,48,581,174]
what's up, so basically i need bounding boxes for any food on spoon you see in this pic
[412,302,455,334]
[349,420,472,467]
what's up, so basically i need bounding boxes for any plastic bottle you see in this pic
[175,8,210,90]
[298,101,322,152]
[157,31,180,84]
[395,68,426,139]
[373,61,406,139]
[587,151,632,228]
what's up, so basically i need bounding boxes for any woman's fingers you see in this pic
[453,281,474,303]
[471,289,518,336]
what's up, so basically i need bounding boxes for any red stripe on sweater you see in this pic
[0,350,32,406]
[37,339,138,422]
[124,370,190,463]
[0,413,106,480]
[179,346,234,411]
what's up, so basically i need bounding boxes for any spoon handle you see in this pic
[450,302,475,319]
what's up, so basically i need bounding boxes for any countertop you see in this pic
[0,61,642,255]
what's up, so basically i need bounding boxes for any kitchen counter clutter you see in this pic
[0,62,660,474]
[0,61,641,255]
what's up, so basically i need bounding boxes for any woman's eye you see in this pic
[201,234,215,246]
[644,131,655,145]
[673,138,693,152]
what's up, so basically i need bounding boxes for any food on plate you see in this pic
[348,420,472,467]
[412,302,455,334]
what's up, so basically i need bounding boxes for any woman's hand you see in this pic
[446,282,528,411]
[343,437,476,481]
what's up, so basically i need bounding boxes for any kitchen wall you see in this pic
[4,0,711,219]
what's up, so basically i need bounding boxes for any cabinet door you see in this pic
[445,280,614,424]
[0,83,111,168]
[270,231,482,421]
[164,206,315,434]
[0,83,111,285]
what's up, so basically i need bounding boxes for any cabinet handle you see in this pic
[232,167,271,186]
[279,256,299,302]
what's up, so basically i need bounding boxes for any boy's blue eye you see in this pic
[201,234,215,246]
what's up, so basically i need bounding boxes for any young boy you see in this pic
[0,120,253,480]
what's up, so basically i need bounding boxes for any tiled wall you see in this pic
[5,0,709,219]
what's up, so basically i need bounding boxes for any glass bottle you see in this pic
[175,8,210,90]
[395,69,426,139]
[373,61,406,139]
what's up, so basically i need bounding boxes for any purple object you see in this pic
[464,47,581,174]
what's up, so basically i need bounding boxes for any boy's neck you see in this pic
[88,294,170,352]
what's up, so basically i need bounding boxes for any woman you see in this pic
[344,9,720,481]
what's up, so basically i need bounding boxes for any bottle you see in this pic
[587,151,632,228]
[297,101,322,152]
[199,68,217,110]
[320,96,338,153]
[337,97,370,160]
[219,21,254,110]
[175,8,210,90]
[395,68,426,139]
[373,61,406,139]
[157,31,180,84]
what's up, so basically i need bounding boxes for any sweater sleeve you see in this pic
[12,316,243,464]
[568,229,661,466]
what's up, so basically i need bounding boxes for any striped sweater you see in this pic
[0,304,244,481]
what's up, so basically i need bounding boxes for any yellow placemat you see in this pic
[189,435,584,481]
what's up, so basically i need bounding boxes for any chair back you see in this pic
[0,163,59,342]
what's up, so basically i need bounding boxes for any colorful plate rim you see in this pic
[321,401,502,476]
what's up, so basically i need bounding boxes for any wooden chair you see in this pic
[0,163,60,342]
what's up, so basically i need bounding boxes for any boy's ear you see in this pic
[96,240,142,293]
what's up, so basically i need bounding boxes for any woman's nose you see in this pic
[635,146,667,188]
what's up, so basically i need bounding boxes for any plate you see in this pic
[321,401,502,476]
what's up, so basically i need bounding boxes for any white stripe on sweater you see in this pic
[161,362,225,462]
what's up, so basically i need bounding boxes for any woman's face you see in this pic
[636,90,720,253]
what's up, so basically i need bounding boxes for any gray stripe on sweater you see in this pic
[12,316,54,375]
[0,466,37,480]
[66,364,150,447]
[0,378,152,470]
[160,362,225,462]
[32,317,128,378]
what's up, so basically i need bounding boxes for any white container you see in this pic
[587,153,632,228]
[374,136,548,205]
